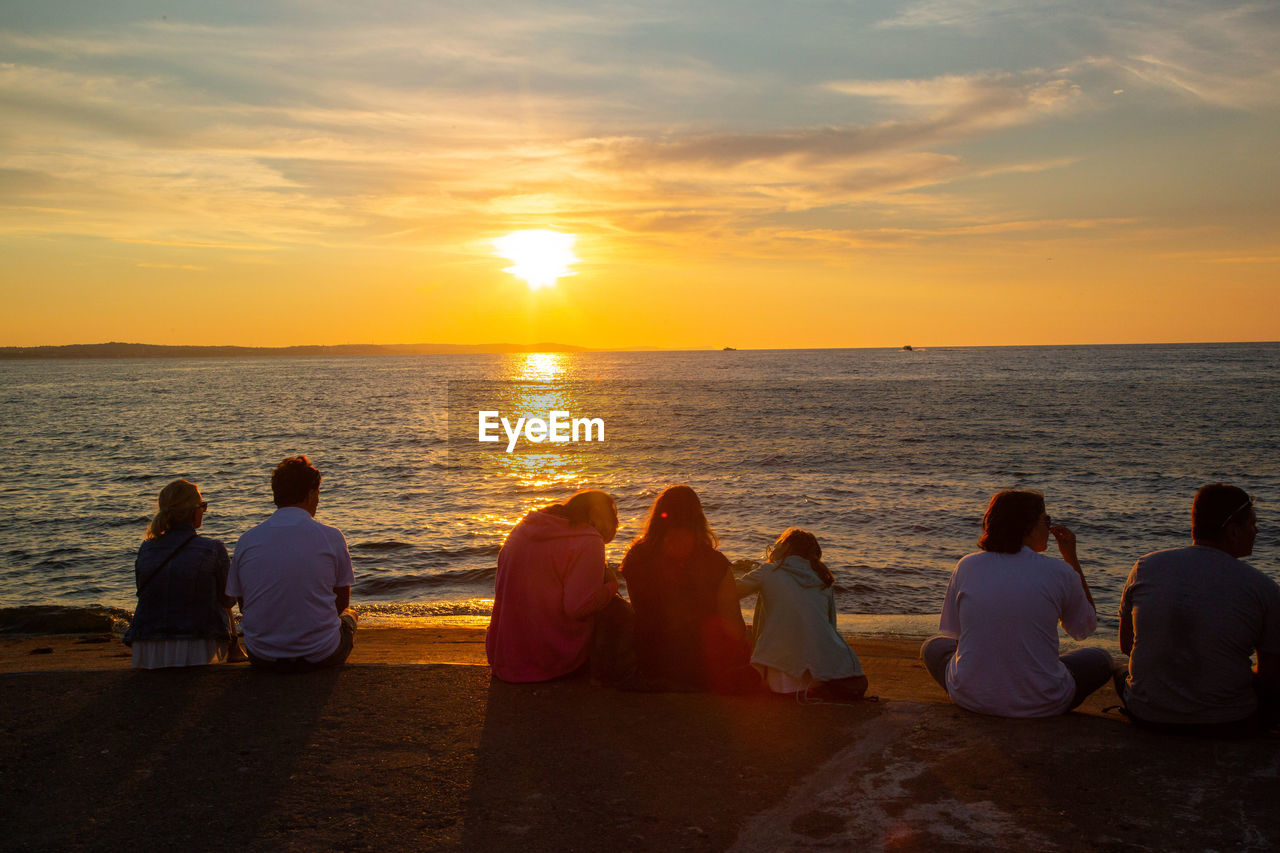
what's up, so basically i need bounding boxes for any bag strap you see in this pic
[135,533,198,597]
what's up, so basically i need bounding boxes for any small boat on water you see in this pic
[723,346,737,351]
[901,344,913,351]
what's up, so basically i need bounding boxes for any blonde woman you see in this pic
[126,479,246,668]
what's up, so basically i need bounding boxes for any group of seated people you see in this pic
[485,484,867,700]
[126,456,357,673]
[126,455,1280,738]
[487,481,1279,737]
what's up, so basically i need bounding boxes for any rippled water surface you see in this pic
[2,344,1277,631]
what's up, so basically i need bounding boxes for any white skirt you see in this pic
[764,666,812,694]
[131,638,226,669]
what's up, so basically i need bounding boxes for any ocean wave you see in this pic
[437,544,501,559]
[44,546,88,558]
[351,542,501,560]
[106,515,153,528]
[357,566,497,594]
[355,599,494,618]
[352,540,416,551]
[747,454,793,467]
[403,436,447,446]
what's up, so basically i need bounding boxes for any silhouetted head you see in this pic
[272,455,322,508]
[978,490,1046,554]
[1192,483,1256,558]
[767,527,834,587]
[146,479,205,540]
[542,489,618,543]
[635,484,718,551]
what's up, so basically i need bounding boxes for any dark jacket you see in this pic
[621,534,749,690]
[129,525,232,642]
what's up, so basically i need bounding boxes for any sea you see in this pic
[1,343,1277,639]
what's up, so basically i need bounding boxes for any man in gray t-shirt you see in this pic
[1118,484,1280,735]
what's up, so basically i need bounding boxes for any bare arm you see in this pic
[716,570,747,642]
[215,546,236,609]
[1117,561,1142,657]
[1051,525,1095,610]
[1119,608,1134,656]
[735,568,764,599]
[334,585,350,614]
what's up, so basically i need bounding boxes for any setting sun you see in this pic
[493,230,580,291]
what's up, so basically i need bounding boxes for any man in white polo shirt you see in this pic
[228,455,357,671]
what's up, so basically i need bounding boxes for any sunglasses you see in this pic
[1220,495,1254,529]
[198,501,209,511]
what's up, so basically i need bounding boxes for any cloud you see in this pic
[0,167,61,196]
[871,1,1280,110]
[826,69,1082,124]
[0,65,183,145]
[121,238,278,251]
[876,0,1065,31]
[1105,2,1280,108]
[1,22,1093,253]
[2,1,1267,269]
[580,71,1079,180]
[1159,250,1280,265]
[136,262,208,270]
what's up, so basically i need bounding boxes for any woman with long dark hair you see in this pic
[620,485,754,692]
[920,490,1113,717]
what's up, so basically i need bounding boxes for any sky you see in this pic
[1,0,1278,349]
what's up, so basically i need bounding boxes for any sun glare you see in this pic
[520,352,563,381]
[494,230,579,290]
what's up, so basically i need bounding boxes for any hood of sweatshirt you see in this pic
[517,509,604,543]
[771,554,826,589]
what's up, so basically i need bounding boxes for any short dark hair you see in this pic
[1192,483,1252,541]
[272,455,322,507]
[978,490,1046,554]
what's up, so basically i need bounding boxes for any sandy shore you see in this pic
[2,627,1277,851]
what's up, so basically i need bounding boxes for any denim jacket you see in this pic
[128,525,233,642]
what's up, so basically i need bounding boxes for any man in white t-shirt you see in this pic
[227,455,357,671]
[920,490,1113,718]
[1117,484,1280,736]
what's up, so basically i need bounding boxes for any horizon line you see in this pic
[1,338,1278,360]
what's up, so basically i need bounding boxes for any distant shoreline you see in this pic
[0,341,599,360]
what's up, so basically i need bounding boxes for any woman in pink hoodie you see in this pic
[486,489,623,682]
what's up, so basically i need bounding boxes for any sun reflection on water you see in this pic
[478,351,609,493]
[520,352,563,381]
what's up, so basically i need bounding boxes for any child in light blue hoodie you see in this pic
[736,528,868,699]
